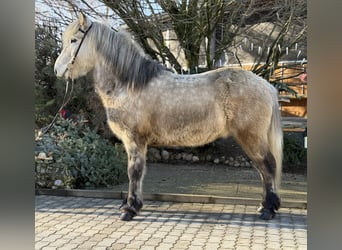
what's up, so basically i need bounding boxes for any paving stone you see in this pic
[35,241,50,249]
[250,243,266,250]
[90,247,108,250]
[296,237,307,245]
[154,231,169,239]
[66,236,90,246]
[42,234,63,242]
[282,232,295,240]
[145,238,162,247]
[96,238,117,247]
[41,246,59,250]
[168,229,185,236]
[87,233,107,242]
[207,236,222,243]
[115,235,135,244]
[140,246,157,250]
[191,240,206,247]
[238,231,253,239]
[48,238,70,247]
[173,240,191,249]
[236,245,253,250]
[124,240,145,249]
[36,230,57,237]
[267,241,282,249]
[252,236,266,244]
[186,246,203,250]
[123,229,142,236]
[35,195,307,250]
[282,247,298,250]
[60,231,81,240]
[235,240,251,247]
[297,243,307,250]
[156,243,173,250]
[134,233,152,241]
[161,235,177,243]
[204,242,220,249]
[295,230,307,238]
[220,241,236,249]
[56,243,79,250]
[267,234,281,242]
[281,239,297,247]
[159,225,174,232]
[76,241,97,249]
[108,231,126,238]
[179,233,194,241]
[82,229,100,237]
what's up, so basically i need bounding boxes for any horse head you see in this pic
[54,13,94,80]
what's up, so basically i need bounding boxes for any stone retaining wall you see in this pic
[146,147,253,168]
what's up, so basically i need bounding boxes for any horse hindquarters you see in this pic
[232,103,282,220]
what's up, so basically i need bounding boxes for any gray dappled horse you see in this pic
[54,13,283,221]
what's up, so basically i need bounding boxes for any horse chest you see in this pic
[98,89,134,139]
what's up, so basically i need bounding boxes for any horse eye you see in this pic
[71,39,77,43]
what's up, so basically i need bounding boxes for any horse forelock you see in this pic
[87,22,165,91]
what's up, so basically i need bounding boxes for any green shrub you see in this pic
[283,134,307,166]
[35,117,127,189]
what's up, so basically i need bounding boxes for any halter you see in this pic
[35,22,93,140]
[70,22,93,66]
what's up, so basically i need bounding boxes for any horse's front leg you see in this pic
[120,142,147,221]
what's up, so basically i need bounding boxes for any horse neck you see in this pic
[93,57,140,112]
[93,58,120,92]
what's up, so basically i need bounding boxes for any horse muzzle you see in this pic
[54,63,72,80]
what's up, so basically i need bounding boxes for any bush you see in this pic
[283,133,307,166]
[35,117,127,189]
[35,24,62,127]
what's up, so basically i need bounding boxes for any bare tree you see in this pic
[101,0,253,71]
[36,0,307,79]
[35,0,121,33]
[247,0,307,83]
[100,0,306,74]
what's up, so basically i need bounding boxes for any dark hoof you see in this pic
[118,196,143,221]
[258,192,281,218]
[259,208,276,220]
[119,202,138,221]
[120,211,134,221]
[266,192,281,211]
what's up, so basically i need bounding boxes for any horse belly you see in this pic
[149,111,228,147]
[151,126,226,147]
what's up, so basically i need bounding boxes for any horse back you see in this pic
[102,68,277,147]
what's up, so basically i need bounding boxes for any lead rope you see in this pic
[35,78,74,140]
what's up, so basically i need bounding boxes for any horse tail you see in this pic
[268,95,283,190]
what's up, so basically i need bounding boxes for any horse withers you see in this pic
[54,13,283,221]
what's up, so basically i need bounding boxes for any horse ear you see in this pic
[79,12,89,29]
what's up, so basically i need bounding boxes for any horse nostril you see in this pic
[54,69,57,75]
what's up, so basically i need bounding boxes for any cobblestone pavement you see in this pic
[35,195,307,250]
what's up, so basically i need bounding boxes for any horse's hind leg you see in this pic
[253,151,280,219]
[234,132,280,220]
[119,141,147,221]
